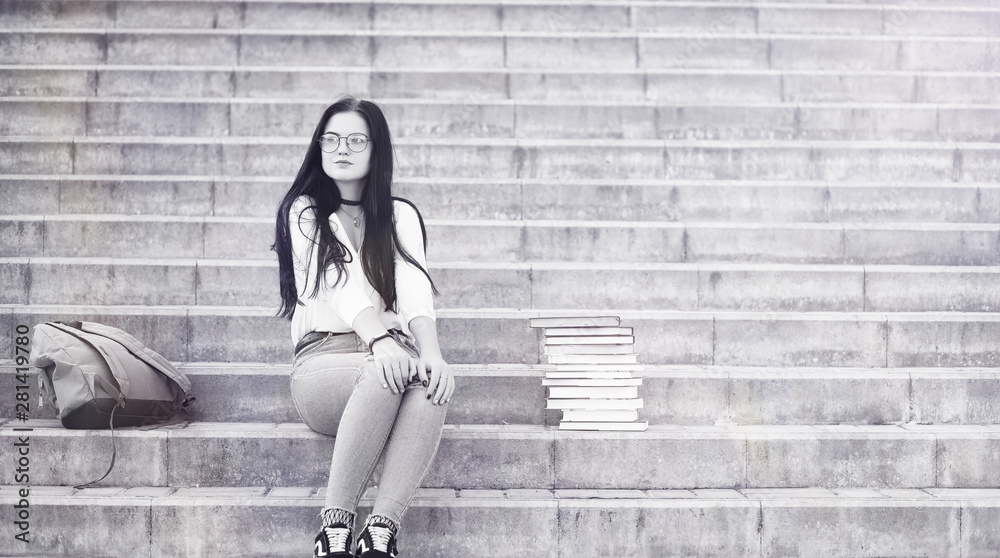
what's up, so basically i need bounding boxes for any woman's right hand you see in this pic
[370,337,416,394]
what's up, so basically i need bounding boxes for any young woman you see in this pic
[273,96,454,557]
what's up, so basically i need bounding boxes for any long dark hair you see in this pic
[273,96,435,320]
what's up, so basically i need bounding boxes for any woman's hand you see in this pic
[371,337,416,394]
[415,355,454,405]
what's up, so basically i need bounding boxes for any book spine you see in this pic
[543,378,643,387]
[544,336,635,345]
[544,345,635,356]
[561,409,639,422]
[546,398,644,410]
[548,354,638,364]
[544,327,633,336]
[553,364,644,372]
[545,371,635,379]
[548,386,638,399]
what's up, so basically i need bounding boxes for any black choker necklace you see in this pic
[341,199,362,206]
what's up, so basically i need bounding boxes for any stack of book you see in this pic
[529,316,647,431]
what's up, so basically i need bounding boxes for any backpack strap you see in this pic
[72,404,121,490]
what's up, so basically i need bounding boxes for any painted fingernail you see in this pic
[426,394,432,400]
[422,380,428,387]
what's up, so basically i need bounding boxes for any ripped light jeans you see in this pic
[290,331,448,524]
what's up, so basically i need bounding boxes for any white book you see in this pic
[548,386,637,399]
[554,363,644,372]
[545,336,635,345]
[544,345,634,356]
[529,316,620,328]
[562,409,639,422]
[547,398,644,410]
[559,421,649,431]
[548,354,638,364]
[545,371,635,380]
[545,327,633,337]
[542,378,643,387]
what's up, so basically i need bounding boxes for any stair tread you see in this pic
[5,63,1000,77]
[4,214,1000,230]
[6,419,999,436]
[10,257,1000,272]
[9,303,1000,318]
[1,0,997,11]
[2,0,996,8]
[7,135,1000,147]
[6,27,1000,40]
[3,485,999,503]
[8,360,1000,376]
[5,174,1000,186]
[9,96,1000,109]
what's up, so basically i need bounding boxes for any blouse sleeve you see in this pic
[393,200,436,324]
[289,196,374,325]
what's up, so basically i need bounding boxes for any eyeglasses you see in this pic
[317,133,372,153]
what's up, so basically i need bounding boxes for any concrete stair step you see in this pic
[4,137,1000,181]
[2,486,997,557]
[3,30,999,71]
[5,97,1000,142]
[5,362,999,426]
[5,176,999,224]
[4,0,999,36]
[3,305,1000,367]
[4,214,999,264]
[3,420,999,489]
[5,65,1000,104]
[5,258,1000,313]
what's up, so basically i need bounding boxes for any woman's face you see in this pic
[320,110,372,186]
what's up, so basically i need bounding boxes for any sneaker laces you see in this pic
[320,525,351,553]
[367,524,394,553]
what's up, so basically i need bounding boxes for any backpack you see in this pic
[29,321,195,429]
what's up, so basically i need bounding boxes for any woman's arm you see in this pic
[353,307,416,395]
[391,201,452,404]
[392,201,435,326]
[409,316,454,405]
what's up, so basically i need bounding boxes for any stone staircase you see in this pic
[2,0,1000,556]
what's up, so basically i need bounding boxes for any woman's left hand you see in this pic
[415,355,454,406]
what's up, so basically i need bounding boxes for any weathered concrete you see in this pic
[761,500,962,558]
[0,486,996,557]
[746,426,936,488]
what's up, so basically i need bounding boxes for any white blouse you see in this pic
[288,195,436,345]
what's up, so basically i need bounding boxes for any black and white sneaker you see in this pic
[355,521,398,558]
[314,522,353,558]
